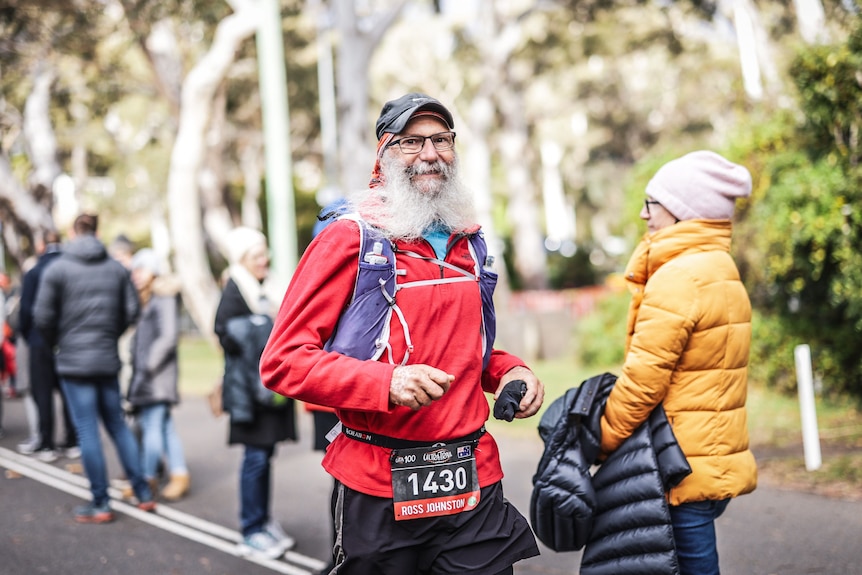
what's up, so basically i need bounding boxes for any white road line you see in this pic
[0,446,326,575]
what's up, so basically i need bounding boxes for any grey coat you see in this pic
[127,294,179,407]
[33,234,140,379]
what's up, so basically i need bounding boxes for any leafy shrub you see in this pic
[574,287,628,368]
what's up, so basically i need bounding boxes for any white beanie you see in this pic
[646,150,752,221]
[225,227,267,265]
[131,248,161,276]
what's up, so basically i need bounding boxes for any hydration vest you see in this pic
[323,214,498,370]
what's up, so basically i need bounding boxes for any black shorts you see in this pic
[329,480,539,575]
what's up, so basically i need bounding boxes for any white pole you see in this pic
[257,0,297,290]
[794,344,822,471]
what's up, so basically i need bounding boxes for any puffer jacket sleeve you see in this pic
[601,264,697,454]
[650,406,693,491]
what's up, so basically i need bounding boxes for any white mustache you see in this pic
[407,161,445,177]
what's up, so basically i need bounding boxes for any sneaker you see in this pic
[17,438,41,455]
[74,501,115,524]
[237,531,285,560]
[34,448,58,463]
[264,519,296,552]
[137,500,157,513]
[63,446,82,459]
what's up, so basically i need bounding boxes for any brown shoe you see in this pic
[160,473,190,501]
[122,478,159,502]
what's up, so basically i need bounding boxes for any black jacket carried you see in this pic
[531,372,692,575]
[33,235,140,379]
[215,278,296,447]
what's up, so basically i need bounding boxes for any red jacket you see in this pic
[260,218,524,497]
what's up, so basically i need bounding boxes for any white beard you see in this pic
[351,154,477,241]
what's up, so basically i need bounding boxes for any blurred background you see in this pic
[1,0,861,421]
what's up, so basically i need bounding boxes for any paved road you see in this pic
[2,392,862,574]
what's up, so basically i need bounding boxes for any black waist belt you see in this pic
[341,424,486,450]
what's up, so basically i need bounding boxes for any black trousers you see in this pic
[29,343,76,450]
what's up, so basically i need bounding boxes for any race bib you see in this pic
[390,440,480,521]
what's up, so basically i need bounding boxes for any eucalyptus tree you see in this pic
[330,0,409,195]
[0,0,105,265]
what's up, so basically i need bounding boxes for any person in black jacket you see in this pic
[33,213,155,523]
[214,226,296,560]
[18,230,79,462]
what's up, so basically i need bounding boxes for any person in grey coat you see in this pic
[33,213,155,523]
[126,248,190,501]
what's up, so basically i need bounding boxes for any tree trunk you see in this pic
[497,84,547,289]
[167,2,259,339]
[333,0,407,194]
[0,59,59,266]
[793,0,828,44]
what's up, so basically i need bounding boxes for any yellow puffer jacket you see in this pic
[600,219,757,505]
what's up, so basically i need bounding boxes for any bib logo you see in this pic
[423,448,452,463]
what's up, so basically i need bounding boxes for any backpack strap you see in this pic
[324,214,397,361]
[324,216,497,370]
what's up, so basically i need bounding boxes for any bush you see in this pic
[574,287,628,368]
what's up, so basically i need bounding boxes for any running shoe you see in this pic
[264,519,296,551]
[237,531,285,560]
[17,438,40,455]
[74,501,115,524]
[34,448,58,463]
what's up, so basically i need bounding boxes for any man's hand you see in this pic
[495,366,544,419]
[390,365,454,410]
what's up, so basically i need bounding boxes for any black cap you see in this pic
[375,93,454,140]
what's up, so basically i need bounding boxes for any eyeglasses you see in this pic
[644,199,662,216]
[387,131,456,154]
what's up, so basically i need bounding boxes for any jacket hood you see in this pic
[63,235,108,263]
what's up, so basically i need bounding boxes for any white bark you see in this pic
[733,0,763,100]
[239,135,264,230]
[24,62,62,203]
[725,0,783,101]
[793,0,829,44]
[498,85,547,289]
[167,1,259,338]
[333,0,407,194]
[0,155,54,231]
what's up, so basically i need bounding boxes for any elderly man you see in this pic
[261,93,543,574]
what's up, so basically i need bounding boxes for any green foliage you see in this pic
[573,288,628,368]
[546,246,598,289]
[733,19,862,402]
[748,310,804,394]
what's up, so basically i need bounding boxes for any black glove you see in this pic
[493,379,527,422]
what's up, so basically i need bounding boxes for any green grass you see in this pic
[178,338,862,448]
[179,338,862,497]
[747,384,862,448]
[178,336,223,397]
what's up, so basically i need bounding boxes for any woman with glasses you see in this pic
[600,151,758,575]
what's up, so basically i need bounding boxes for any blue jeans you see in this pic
[138,403,188,479]
[669,498,730,575]
[239,444,274,536]
[60,377,153,505]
